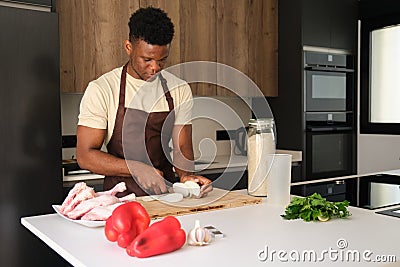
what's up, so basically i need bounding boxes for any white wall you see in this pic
[191,96,251,159]
[358,134,400,174]
[61,93,82,135]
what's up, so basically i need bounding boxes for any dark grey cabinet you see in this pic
[5,0,53,6]
[330,0,358,50]
[302,0,331,48]
[291,178,358,203]
[0,4,66,266]
[302,0,358,51]
[269,0,359,182]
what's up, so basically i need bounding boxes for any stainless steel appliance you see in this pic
[267,46,357,199]
[305,112,356,180]
[0,2,67,266]
[358,174,400,210]
[303,48,356,180]
[304,49,355,112]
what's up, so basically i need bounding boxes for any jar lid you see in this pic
[249,118,274,128]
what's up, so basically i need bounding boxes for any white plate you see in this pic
[52,205,105,228]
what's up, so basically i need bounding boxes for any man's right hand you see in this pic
[128,161,167,195]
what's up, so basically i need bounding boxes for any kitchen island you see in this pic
[22,189,399,266]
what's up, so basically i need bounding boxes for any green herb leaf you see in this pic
[281,193,351,222]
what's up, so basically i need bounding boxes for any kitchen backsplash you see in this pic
[60,93,252,160]
[61,93,82,160]
[191,96,251,159]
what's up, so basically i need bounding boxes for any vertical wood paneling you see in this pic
[57,0,73,93]
[248,0,278,96]
[139,0,181,67]
[180,0,217,95]
[58,0,278,96]
[94,1,139,74]
[216,0,249,96]
[57,0,139,93]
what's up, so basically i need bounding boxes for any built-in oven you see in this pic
[304,49,355,112]
[303,48,356,181]
[305,112,356,180]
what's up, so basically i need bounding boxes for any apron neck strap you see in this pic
[120,64,174,112]
[119,63,128,110]
[159,73,174,112]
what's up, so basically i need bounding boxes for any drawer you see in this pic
[305,180,346,196]
[291,180,347,198]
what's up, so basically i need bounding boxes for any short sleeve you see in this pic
[78,81,109,129]
[174,83,193,125]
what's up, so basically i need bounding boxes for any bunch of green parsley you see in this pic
[281,193,351,222]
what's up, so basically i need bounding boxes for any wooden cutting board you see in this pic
[136,188,262,219]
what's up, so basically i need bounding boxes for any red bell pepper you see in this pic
[104,201,150,248]
[126,216,186,258]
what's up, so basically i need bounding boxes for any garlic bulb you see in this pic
[188,220,212,246]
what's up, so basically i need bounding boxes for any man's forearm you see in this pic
[77,149,133,177]
[173,150,195,181]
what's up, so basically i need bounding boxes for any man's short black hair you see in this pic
[128,7,174,46]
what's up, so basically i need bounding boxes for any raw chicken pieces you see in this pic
[81,203,123,221]
[59,182,135,221]
[60,182,95,214]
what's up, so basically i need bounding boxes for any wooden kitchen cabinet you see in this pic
[179,0,218,96]
[57,0,140,93]
[57,0,277,96]
[58,0,180,93]
[217,0,278,97]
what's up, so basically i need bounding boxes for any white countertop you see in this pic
[63,173,105,182]
[21,189,399,267]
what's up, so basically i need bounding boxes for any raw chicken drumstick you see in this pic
[60,182,132,219]
[80,193,136,220]
[81,203,123,221]
[96,182,126,196]
[60,184,95,214]
[66,193,135,219]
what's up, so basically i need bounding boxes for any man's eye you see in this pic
[144,59,151,62]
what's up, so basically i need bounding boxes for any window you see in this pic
[360,15,400,134]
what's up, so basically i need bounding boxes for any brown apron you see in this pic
[103,63,178,197]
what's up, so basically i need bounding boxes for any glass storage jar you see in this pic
[247,118,276,196]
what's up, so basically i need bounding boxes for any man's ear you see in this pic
[124,40,133,56]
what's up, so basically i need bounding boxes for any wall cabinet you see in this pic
[57,0,278,96]
[302,0,358,51]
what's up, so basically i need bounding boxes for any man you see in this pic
[76,7,212,197]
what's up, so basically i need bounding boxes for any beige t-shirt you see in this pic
[78,67,193,145]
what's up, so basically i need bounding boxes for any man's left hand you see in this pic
[181,174,213,198]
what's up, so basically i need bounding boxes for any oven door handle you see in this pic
[304,66,354,73]
[306,126,353,132]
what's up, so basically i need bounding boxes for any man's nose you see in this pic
[150,61,162,73]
